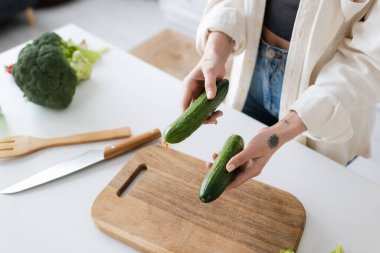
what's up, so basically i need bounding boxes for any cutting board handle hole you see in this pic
[117,164,147,198]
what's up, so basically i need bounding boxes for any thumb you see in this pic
[226,150,249,172]
[203,69,217,100]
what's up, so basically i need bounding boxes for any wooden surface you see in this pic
[130,29,199,80]
[0,127,131,158]
[129,29,232,81]
[92,145,306,253]
[25,7,36,27]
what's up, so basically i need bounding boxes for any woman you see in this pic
[182,0,380,189]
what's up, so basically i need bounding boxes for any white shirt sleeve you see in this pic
[195,0,247,56]
[290,2,380,143]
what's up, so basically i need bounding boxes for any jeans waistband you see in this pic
[258,38,288,59]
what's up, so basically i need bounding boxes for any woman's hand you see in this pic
[207,127,280,188]
[206,111,307,189]
[182,31,234,124]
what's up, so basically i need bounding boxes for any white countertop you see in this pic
[0,25,379,253]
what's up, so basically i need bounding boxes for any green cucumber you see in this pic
[199,134,244,203]
[163,79,229,144]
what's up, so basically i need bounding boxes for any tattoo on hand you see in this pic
[284,119,290,125]
[267,134,279,149]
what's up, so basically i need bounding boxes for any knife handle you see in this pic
[103,128,161,160]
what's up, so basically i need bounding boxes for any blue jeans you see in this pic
[242,39,288,126]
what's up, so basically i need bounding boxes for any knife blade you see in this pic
[0,128,161,194]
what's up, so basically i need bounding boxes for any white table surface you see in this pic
[0,25,379,253]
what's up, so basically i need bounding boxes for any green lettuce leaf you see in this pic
[331,244,344,253]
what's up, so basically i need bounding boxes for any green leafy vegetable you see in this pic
[280,249,294,253]
[331,244,344,253]
[65,39,108,81]
[12,32,106,109]
[279,244,345,253]
[69,50,93,81]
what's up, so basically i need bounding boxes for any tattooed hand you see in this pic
[206,111,306,190]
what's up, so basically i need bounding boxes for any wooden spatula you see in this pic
[0,127,131,158]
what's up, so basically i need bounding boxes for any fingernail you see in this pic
[207,90,213,99]
[226,164,235,172]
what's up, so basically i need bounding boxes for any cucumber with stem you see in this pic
[163,79,229,144]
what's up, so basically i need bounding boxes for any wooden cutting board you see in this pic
[92,145,306,253]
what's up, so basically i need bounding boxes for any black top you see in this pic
[263,0,300,41]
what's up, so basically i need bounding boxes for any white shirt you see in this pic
[196,0,380,165]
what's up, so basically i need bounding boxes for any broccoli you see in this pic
[12,32,106,109]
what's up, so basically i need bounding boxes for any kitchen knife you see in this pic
[0,128,161,194]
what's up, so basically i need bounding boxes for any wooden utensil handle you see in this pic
[104,129,161,160]
[44,127,131,147]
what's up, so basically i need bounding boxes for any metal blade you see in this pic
[0,150,104,194]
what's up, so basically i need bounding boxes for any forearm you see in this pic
[195,2,246,56]
[224,111,307,188]
[269,111,307,148]
[203,31,235,64]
